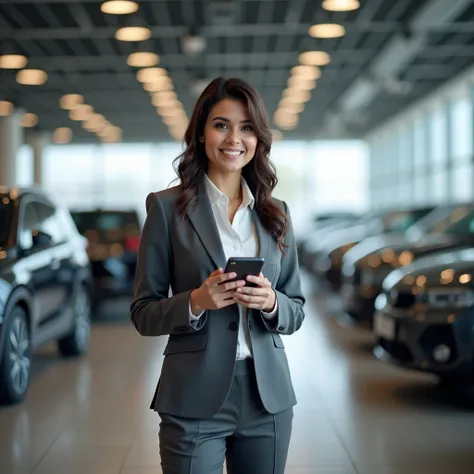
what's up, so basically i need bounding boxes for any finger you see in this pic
[209,268,224,278]
[233,293,267,308]
[219,280,246,292]
[235,286,267,296]
[246,274,270,287]
[209,271,237,285]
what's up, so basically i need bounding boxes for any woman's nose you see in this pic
[226,129,241,144]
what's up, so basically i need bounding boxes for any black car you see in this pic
[310,207,434,290]
[341,204,474,326]
[70,209,141,308]
[0,187,92,404]
[373,247,474,383]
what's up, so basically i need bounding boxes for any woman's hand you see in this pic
[190,268,245,314]
[233,273,276,311]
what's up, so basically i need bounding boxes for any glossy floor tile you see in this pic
[1,277,474,474]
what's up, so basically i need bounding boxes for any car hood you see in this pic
[346,233,466,267]
[318,224,372,253]
[383,246,474,291]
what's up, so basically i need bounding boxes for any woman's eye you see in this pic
[242,125,254,132]
[215,122,228,129]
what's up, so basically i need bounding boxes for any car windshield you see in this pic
[0,197,12,247]
[71,210,140,243]
[443,209,474,236]
[382,208,433,233]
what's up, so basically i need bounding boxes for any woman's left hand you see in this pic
[233,272,276,311]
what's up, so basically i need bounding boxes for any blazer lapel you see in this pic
[187,179,227,270]
[252,209,271,265]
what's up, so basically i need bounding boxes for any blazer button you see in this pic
[278,326,284,331]
[228,322,238,331]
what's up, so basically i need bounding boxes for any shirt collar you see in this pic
[204,174,255,210]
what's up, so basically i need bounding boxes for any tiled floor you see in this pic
[1,275,474,474]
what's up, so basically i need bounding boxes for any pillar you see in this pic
[27,131,50,187]
[0,110,23,187]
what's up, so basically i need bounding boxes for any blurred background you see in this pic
[1,1,474,473]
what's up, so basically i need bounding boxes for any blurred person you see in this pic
[131,77,305,474]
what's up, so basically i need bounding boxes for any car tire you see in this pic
[0,306,31,405]
[57,285,91,357]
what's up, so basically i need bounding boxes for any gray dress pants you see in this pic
[158,358,294,474]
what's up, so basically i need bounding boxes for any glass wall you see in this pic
[367,71,474,209]
[38,139,368,235]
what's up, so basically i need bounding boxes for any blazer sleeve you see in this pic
[260,201,305,335]
[130,192,207,337]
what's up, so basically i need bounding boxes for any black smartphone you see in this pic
[223,257,265,287]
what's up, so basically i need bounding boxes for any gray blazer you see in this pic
[130,178,305,419]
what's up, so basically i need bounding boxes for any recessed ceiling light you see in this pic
[282,88,311,103]
[69,105,93,121]
[21,113,38,128]
[16,69,48,85]
[115,26,151,42]
[0,54,27,69]
[309,23,346,38]
[0,100,14,116]
[279,100,305,114]
[137,67,168,83]
[53,127,73,144]
[291,65,321,80]
[101,1,139,15]
[288,76,317,90]
[299,51,331,66]
[143,81,173,92]
[127,52,159,67]
[60,94,84,110]
[322,0,360,12]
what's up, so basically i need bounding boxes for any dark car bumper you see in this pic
[373,307,474,379]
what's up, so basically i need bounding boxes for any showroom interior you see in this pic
[1,0,474,473]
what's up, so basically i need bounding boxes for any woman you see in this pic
[131,77,305,474]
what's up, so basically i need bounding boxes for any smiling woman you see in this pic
[131,76,305,474]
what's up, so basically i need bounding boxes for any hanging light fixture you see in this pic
[309,23,346,38]
[322,0,360,12]
[0,54,27,69]
[0,100,14,116]
[53,127,73,144]
[299,51,331,66]
[101,0,139,15]
[16,69,48,85]
[116,26,151,42]
[60,94,84,110]
[291,65,321,80]
[127,52,159,67]
[21,113,39,128]
[136,67,168,83]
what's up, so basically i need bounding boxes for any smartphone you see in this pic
[223,257,265,288]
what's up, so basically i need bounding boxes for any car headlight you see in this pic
[417,288,474,309]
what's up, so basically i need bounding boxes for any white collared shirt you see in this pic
[189,174,277,360]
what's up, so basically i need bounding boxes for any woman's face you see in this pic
[202,98,258,176]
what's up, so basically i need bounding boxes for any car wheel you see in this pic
[0,307,31,405]
[58,285,91,357]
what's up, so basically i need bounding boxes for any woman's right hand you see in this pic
[190,268,246,315]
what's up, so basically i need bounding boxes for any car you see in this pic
[341,204,474,326]
[373,247,474,383]
[70,209,142,309]
[0,186,92,405]
[310,207,434,290]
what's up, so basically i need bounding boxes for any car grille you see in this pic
[392,291,416,309]
[380,339,413,363]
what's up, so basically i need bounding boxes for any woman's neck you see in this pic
[207,170,242,202]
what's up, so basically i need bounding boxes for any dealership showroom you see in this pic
[2,0,474,473]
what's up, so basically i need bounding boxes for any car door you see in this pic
[33,201,75,325]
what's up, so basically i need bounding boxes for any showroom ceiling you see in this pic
[0,0,474,143]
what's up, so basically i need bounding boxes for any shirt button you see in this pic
[228,322,238,331]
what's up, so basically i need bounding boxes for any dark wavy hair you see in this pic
[172,77,288,252]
